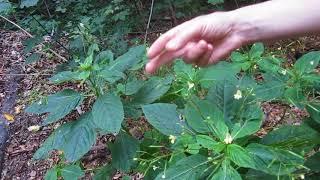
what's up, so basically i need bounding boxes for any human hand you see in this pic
[145,12,246,74]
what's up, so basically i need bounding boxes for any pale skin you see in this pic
[146,0,320,74]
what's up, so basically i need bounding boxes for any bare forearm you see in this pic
[229,0,320,44]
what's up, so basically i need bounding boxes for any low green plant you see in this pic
[136,44,320,179]
[25,43,177,178]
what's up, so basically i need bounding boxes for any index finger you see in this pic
[147,26,180,59]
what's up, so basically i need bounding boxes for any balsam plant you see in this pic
[140,66,320,179]
[25,44,176,178]
[136,43,320,179]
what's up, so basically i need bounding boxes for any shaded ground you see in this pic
[0,30,320,179]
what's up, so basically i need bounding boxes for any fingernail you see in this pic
[145,63,153,74]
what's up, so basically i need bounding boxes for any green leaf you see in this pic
[98,69,125,83]
[61,165,84,180]
[206,78,236,122]
[25,53,41,64]
[93,165,115,180]
[260,124,320,151]
[81,53,94,69]
[257,58,281,73]
[92,94,124,133]
[185,98,229,141]
[230,105,263,139]
[255,80,285,101]
[227,144,255,168]
[306,103,320,124]
[246,143,304,175]
[20,0,39,8]
[174,60,197,81]
[211,159,242,180]
[0,1,12,13]
[33,113,97,162]
[132,76,173,105]
[245,170,290,180]
[294,51,320,74]
[23,37,42,53]
[231,52,247,62]
[196,135,225,153]
[61,118,97,162]
[44,167,58,180]
[49,71,80,84]
[207,0,224,5]
[284,87,306,108]
[109,132,139,172]
[198,62,239,87]
[87,43,99,55]
[26,89,84,125]
[249,43,264,59]
[109,45,145,72]
[119,79,144,96]
[95,50,114,64]
[305,152,320,172]
[155,155,208,180]
[142,103,183,136]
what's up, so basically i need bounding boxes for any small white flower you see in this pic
[310,61,314,65]
[133,158,138,161]
[187,82,194,90]
[300,174,305,179]
[234,90,242,100]
[27,125,41,132]
[281,69,287,75]
[152,165,158,171]
[161,174,166,179]
[79,23,84,27]
[224,133,233,144]
[169,135,176,144]
[253,64,258,69]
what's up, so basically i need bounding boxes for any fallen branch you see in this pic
[0,15,68,62]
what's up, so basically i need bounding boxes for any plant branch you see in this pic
[144,0,155,44]
[0,15,68,62]
[44,0,52,18]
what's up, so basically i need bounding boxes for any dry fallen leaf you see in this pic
[14,105,22,114]
[3,113,14,122]
[27,125,41,132]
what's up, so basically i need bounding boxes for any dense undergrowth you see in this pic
[1,0,320,179]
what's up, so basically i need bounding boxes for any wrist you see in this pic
[226,9,260,45]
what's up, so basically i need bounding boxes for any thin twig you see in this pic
[44,0,52,18]
[31,15,70,53]
[144,0,155,44]
[129,29,168,35]
[0,15,32,37]
[0,15,68,62]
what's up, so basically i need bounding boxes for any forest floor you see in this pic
[0,26,320,179]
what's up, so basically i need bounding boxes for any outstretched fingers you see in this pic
[146,40,211,74]
[145,45,188,74]
[208,37,243,64]
[147,28,178,59]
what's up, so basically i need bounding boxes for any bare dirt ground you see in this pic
[0,27,319,179]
